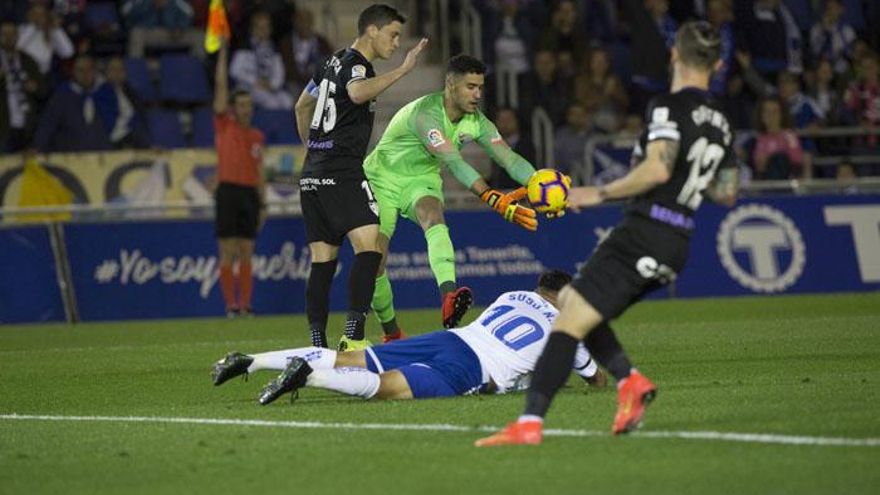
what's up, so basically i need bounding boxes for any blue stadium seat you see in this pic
[191,107,215,148]
[159,54,211,104]
[125,58,158,103]
[253,108,299,145]
[146,110,186,148]
[607,42,632,87]
[83,1,119,30]
[784,0,814,32]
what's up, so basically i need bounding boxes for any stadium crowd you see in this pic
[1,0,879,185]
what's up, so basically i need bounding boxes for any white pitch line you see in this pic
[1,414,878,448]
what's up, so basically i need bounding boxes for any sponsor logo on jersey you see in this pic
[717,204,806,292]
[427,129,446,147]
[351,64,366,80]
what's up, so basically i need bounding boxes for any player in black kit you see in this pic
[477,21,740,446]
[293,4,427,351]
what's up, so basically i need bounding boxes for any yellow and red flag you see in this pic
[204,0,230,54]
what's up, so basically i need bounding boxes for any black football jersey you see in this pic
[626,88,735,234]
[302,48,376,178]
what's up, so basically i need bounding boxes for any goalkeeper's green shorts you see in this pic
[366,171,444,239]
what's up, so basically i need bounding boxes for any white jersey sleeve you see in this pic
[449,291,596,394]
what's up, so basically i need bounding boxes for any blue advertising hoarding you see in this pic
[0,225,65,323]
[2,194,878,323]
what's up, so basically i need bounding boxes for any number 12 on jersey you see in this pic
[311,79,337,132]
[678,137,725,209]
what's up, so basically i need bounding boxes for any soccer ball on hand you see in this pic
[526,169,571,214]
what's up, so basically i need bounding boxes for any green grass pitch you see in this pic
[1,293,878,495]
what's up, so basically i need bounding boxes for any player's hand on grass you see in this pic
[401,38,428,73]
[567,186,603,212]
[481,188,538,231]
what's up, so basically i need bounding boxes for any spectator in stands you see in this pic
[553,103,593,177]
[844,52,880,148]
[238,0,296,45]
[479,0,537,110]
[0,21,47,152]
[103,56,150,149]
[540,0,588,79]
[777,71,824,129]
[575,47,628,133]
[280,8,333,100]
[489,107,536,189]
[808,59,845,126]
[621,0,677,114]
[835,160,859,194]
[751,96,807,180]
[810,0,856,75]
[519,49,571,126]
[230,11,293,111]
[707,0,735,97]
[123,0,202,58]
[33,54,116,152]
[734,0,802,78]
[16,3,75,75]
[583,0,617,42]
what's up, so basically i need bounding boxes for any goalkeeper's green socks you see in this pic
[372,273,399,335]
[425,224,456,290]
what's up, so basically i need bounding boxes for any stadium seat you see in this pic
[253,108,299,145]
[784,0,815,32]
[146,110,187,149]
[125,58,158,103]
[607,41,632,87]
[159,54,211,104]
[191,107,215,148]
[83,2,120,29]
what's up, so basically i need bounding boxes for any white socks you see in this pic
[247,347,337,373]
[306,367,381,399]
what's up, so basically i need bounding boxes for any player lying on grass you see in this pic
[211,270,606,403]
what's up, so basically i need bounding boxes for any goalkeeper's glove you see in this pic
[480,188,538,231]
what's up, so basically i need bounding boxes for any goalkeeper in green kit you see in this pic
[365,54,542,342]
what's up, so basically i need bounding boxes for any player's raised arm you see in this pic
[347,38,427,104]
[212,41,229,114]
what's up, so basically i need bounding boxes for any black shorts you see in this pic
[215,182,260,239]
[570,215,690,320]
[299,176,379,245]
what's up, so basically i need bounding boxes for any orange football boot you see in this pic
[612,371,657,435]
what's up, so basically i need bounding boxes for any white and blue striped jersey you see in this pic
[449,291,597,394]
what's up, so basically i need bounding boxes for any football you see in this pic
[527,169,571,213]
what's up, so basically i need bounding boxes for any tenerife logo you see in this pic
[717,204,806,292]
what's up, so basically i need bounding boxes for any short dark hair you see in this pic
[446,54,486,76]
[230,89,251,103]
[675,21,721,71]
[537,270,572,293]
[357,4,405,35]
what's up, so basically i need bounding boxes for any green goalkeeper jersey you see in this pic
[363,92,534,188]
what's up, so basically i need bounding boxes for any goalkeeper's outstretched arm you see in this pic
[475,117,535,186]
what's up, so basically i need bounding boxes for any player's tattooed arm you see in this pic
[706,167,739,207]
[597,139,676,201]
[659,139,680,176]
